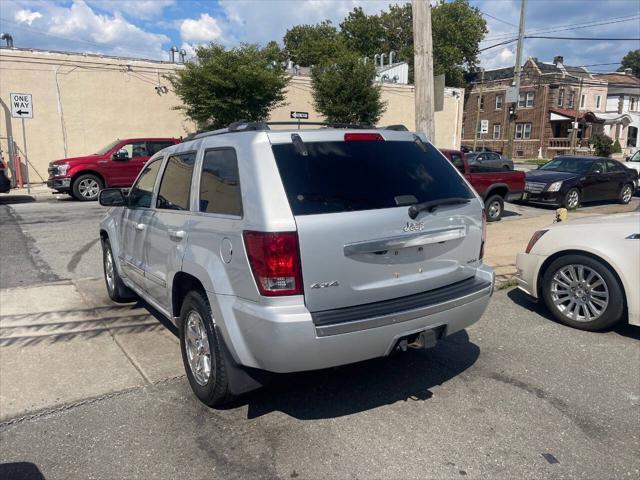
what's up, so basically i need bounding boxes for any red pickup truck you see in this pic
[48,137,180,201]
[440,149,525,221]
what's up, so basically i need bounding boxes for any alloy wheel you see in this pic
[104,248,115,294]
[185,311,211,386]
[621,185,633,203]
[550,264,609,322]
[566,190,579,209]
[78,178,100,199]
[487,200,501,220]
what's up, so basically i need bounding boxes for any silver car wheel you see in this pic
[185,311,211,386]
[621,185,632,203]
[487,200,501,220]
[550,264,609,322]
[566,190,579,209]
[78,178,100,199]
[104,247,115,294]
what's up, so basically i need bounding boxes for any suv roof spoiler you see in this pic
[187,120,379,141]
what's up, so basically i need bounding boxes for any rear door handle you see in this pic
[135,223,146,231]
[168,229,185,241]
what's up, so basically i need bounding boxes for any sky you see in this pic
[0,0,639,72]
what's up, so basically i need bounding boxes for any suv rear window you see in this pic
[272,140,473,215]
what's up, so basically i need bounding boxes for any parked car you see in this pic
[465,151,513,170]
[0,151,10,194]
[440,149,525,221]
[517,212,639,331]
[48,137,180,201]
[624,150,640,187]
[522,156,637,209]
[99,122,495,406]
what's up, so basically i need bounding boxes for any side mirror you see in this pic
[112,149,129,161]
[99,188,127,207]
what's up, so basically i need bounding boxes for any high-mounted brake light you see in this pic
[344,133,384,142]
[243,231,303,296]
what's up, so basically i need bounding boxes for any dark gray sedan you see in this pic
[466,151,513,170]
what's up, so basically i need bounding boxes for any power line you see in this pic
[479,10,518,28]
[526,35,640,40]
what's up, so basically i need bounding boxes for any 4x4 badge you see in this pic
[310,281,340,289]
[403,221,425,232]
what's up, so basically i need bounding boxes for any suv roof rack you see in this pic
[188,120,373,141]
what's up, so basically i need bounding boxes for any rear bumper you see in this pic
[213,264,494,373]
[47,177,71,192]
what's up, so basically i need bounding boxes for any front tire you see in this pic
[484,194,504,222]
[179,291,233,407]
[618,183,633,204]
[542,254,624,331]
[72,173,103,201]
[102,238,136,302]
[562,188,580,210]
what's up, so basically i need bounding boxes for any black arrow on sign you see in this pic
[16,110,29,115]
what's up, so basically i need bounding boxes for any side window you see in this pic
[450,153,465,174]
[199,148,243,216]
[129,159,162,208]
[119,142,148,159]
[156,152,196,211]
[147,141,175,156]
[488,153,500,161]
[590,161,604,174]
[606,160,623,172]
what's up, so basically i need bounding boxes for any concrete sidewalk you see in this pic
[0,277,183,421]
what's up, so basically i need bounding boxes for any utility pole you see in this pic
[505,0,527,159]
[473,68,485,151]
[413,0,435,140]
[570,78,583,154]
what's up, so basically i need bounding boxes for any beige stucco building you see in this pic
[0,48,463,183]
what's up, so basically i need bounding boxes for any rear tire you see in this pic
[179,290,233,407]
[618,183,633,204]
[484,194,504,222]
[541,254,624,331]
[72,173,103,201]
[562,188,580,210]
[102,238,136,303]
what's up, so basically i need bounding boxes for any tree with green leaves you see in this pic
[283,20,343,66]
[167,43,288,130]
[618,50,640,77]
[311,52,386,125]
[340,7,385,58]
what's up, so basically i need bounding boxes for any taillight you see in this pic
[479,209,487,260]
[525,230,548,254]
[344,133,384,142]
[243,231,303,296]
[0,161,5,169]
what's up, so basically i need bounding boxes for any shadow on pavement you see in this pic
[0,195,35,205]
[507,287,640,340]
[0,462,45,480]
[232,330,479,420]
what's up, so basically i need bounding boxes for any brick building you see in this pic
[462,56,608,159]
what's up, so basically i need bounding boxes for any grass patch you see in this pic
[497,278,518,290]
[522,158,549,165]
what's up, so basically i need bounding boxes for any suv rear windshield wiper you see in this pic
[408,197,470,219]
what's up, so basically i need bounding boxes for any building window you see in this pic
[461,126,464,138]
[515,123,532,140]
[595,95,601,110]
[495,95,503,109]
[568,91,575,108]
[631,97,637,112]
[526,92,534,108]
[477,95,484,110]
[580,94,586,109]
[493,124,501,139]
[558,89,564,107]
[518,93,525,108]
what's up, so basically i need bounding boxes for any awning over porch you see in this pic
[548,107,602,123]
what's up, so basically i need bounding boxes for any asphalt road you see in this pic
[1,194,639,479]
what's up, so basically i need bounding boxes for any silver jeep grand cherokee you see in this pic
[99,122,494,406]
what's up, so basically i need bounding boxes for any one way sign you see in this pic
[10,93,33,118]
